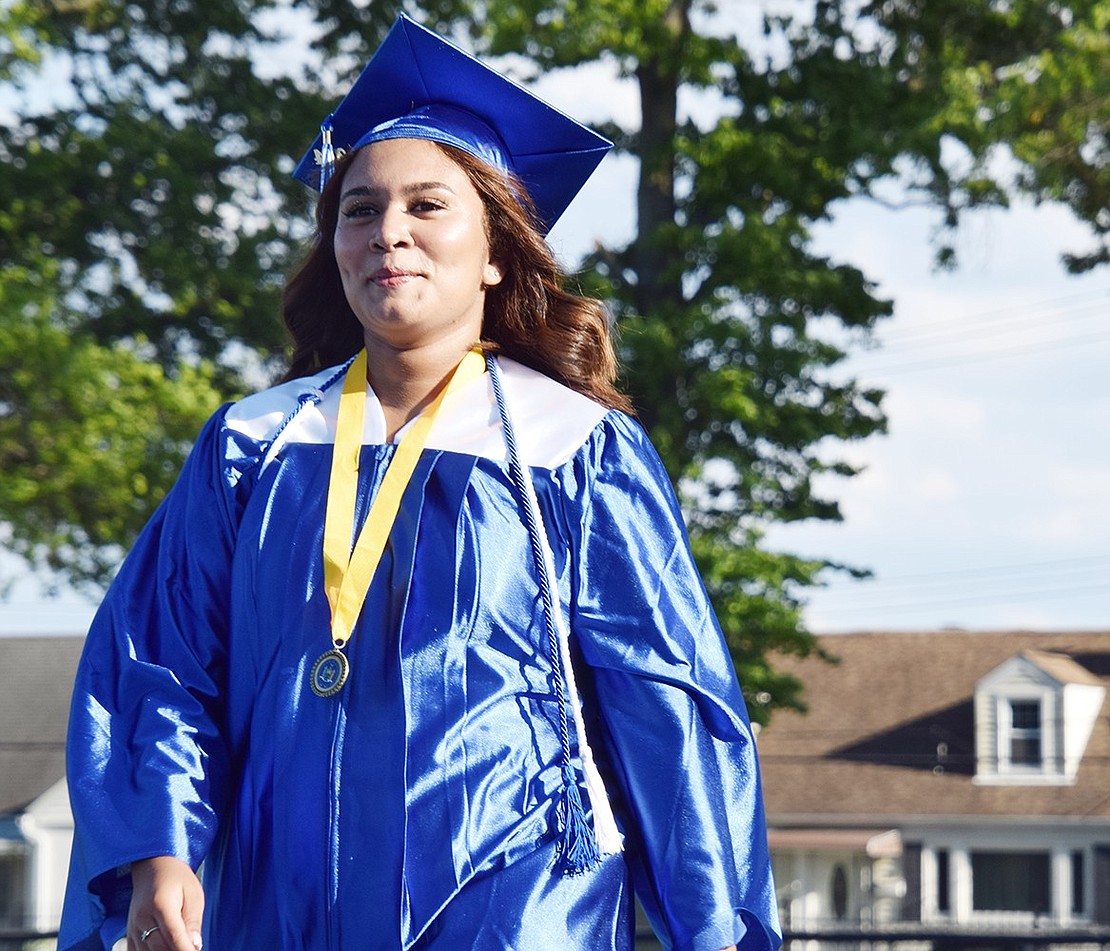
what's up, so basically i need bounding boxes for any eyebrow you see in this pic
[339,181,457,202]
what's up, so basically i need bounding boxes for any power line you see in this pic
[808,555,1110,618]
[877,291,1107,347]
[813,572,1109,609]
[811,581,1108,618]
[856,327,1110,376]
[880,305,1106,355]
[871,300,1105,357]
[846,554,1110,586]
[818,556,1110,595]
[838,290,1110,376]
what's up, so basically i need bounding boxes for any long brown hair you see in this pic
[281,143,632,413]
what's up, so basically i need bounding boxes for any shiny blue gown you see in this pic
[59,358,780,951]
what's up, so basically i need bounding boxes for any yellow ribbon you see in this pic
[322,347,487,649]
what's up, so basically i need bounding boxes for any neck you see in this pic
[363,332,480,441]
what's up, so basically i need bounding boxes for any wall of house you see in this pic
[905,822,1110,927]
[772,849,903,932]
[1061,682,1105,777]
[0,822,29,930]
[17,778,74,934]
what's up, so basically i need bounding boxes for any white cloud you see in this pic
[884,388,987,441]
[915,469,961,502]
[1016,463,1110,546]
[1046,462,1110,500]
[1022,510,1092,545]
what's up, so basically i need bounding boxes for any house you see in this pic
[0,635,83,937]
[756,630,1110,936]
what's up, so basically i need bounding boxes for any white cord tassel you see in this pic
[517,441,625,857]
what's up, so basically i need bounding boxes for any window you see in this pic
[1072,850,1085,915]
[971,851,1050,913]
[975,654,1103,786]
[0,849,27,929]
[1008,700,1042,767]
[936,849,950,913]
[830,864,848,920]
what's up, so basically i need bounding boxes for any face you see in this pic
[333,137,503,353]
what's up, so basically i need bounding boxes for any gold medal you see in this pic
[310,649,350,698]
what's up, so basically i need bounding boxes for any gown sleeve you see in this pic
[563,411,782,951]
[59,406,248,951]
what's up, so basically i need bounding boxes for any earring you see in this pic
[482,263,503,288]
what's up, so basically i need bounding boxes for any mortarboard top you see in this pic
[292,13,612,233]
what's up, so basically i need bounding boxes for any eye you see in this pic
[410,197,447,214]
[340,200,379,219]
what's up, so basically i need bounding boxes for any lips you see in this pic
[371,267,419,288]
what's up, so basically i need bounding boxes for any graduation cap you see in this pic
[292,13,613,233]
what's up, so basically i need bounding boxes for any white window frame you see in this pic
[990,688,1062,782]
[919,840,1091,926]
[1003,697,1043,769]
[969,849,1051,917]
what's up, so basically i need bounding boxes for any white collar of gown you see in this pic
[224,355,611,472]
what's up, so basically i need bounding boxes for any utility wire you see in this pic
[870,302,1105,356]
[819,555,1109,594]
[812,581,1108,618]
[877,291,1107,346]
[808,555,1110,618]
[841,554,1110,585]
[871,330,1110,375]
[839,291,1110,376]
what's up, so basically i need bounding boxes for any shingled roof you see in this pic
[0,635,85,815]
[757,630,1110,823]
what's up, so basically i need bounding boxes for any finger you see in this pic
[181,876,205,950]
[150,879,203,949]
[132,923,165,950]
[128,919,162,949]
[154,914,201,951]
[127,856,204,951]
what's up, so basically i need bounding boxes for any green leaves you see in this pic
[859,0,1110,269]
[0,268,225,591]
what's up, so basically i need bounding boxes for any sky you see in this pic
[1,21,1107,638]
[765,198,1109,633]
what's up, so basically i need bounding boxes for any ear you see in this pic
[482,260,504,288]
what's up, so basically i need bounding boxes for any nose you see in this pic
[371,205,412,251]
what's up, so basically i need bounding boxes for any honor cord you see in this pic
[486,354,624,863]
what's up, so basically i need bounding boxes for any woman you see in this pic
[60,15,779,951]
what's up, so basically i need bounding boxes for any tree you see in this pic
[1,0,1105,720]
[856,0,1109,273]
[0,0,317,592]
[0,265,224,592]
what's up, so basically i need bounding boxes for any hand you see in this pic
[127,856,204,951]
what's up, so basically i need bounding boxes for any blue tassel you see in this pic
[556,764,600,875]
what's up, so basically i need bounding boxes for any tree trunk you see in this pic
[633,0,687,316]
[630,0,689,437]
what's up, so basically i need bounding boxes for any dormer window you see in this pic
[1006,699,1042,768]
[991,691,1052,777]
[974,651,1105,786]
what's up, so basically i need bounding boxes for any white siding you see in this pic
[17,777,74,934]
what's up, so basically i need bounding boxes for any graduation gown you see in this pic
[59,357,781,951]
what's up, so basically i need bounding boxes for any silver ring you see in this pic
[140,926,160,942]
